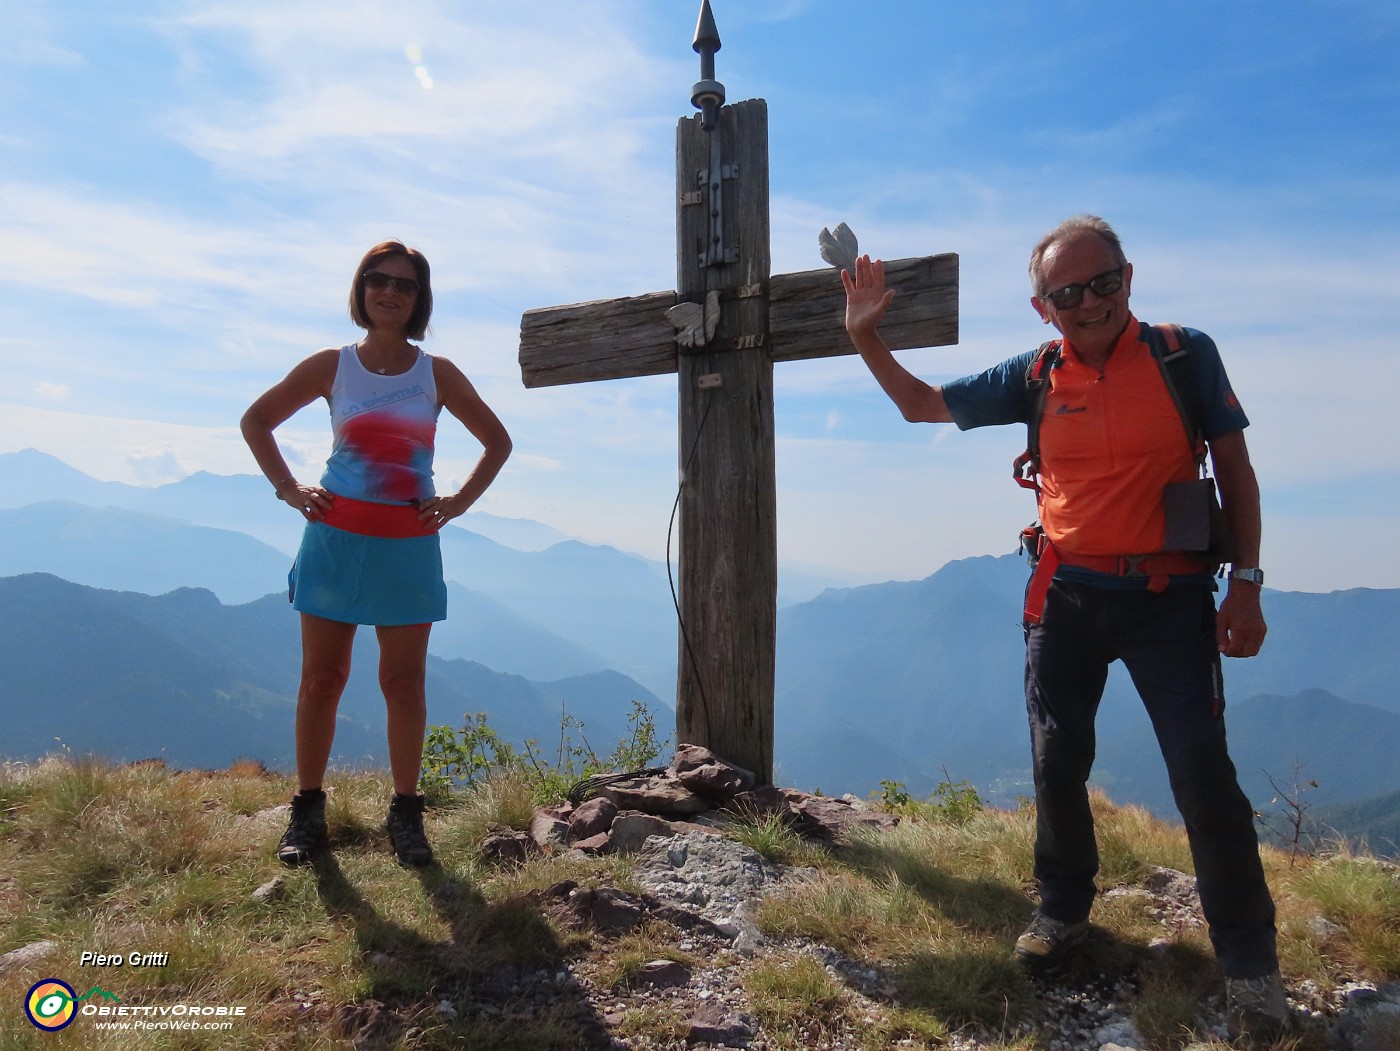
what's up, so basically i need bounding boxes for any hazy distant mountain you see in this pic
[775,554,1034,797]
[0,573,663,771]
[0,490,631,683]
[1308,787,1400,858]
[0,449,298,553]
[0,451,679,694]
[436,529,678,700]
[1222,590,1400,712]
[0,448,577,557]
[0,574,353,768]
[773,554,1400,804]
[0,502,293,605]
[0,451,830,698]
[0,447,134,505]
[4,450,1397,819]
[432,581,615,682]
[1094,689,1400,817]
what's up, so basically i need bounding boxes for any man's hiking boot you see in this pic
[1013,910,1087,971]
[1225,971,1289,1044]
[277,790,327,866]
[386,793,434,867]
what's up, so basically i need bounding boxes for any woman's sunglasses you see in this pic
[1041,268,1123,310]
[363,270,421,296]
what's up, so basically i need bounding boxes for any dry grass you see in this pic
[0,758,1396,1050]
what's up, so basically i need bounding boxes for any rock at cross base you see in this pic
[571,831,612,855]
[554,885,648,935]
[637,959,690,989]
[671,744,756,801]
[530,804,572,850]
[599,772,709,816]
[609,810,720,854]
[726,785,898,842]
[568,796,618,841]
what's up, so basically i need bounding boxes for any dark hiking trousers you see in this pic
[1024,578,1278,979]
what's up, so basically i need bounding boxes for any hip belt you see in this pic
[320,495,431,538]
[1022,533,1211,625]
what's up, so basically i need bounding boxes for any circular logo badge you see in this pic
[26,979,78,1031]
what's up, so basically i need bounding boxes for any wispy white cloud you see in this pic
[0,182,299,307]
[126,443,194,485]
[158,2,672,171]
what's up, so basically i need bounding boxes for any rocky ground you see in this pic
[455,829,1400,1051]
[435,745,1400,1051]
[7,747,1396,1050]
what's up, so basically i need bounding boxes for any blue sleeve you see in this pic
[940,349,1039,431]
[1183,328,1250,437]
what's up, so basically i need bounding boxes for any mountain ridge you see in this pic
[0,573,662,772]
[2,451,1397,840]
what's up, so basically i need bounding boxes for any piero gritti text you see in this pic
[80,951,170,967]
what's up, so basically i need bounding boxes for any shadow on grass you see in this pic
[884,922,1222,1040]
[832,839,1235,1039]
[837,837,1033,935]
[312,853,615,1050]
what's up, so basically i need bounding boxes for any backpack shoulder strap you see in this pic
[1025,340,1062,444]
[1014,340,1062,490]
[1145,322,1207,468]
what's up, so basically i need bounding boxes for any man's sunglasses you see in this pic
[1041,268,1123,310]
[363,270,421,296]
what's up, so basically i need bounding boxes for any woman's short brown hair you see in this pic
[348,240,434,341]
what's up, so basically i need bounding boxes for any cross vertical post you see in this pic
[516,1,958,792]
[675,99,774,783]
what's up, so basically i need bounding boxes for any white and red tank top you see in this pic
[320,344,439,504]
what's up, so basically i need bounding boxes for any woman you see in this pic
[241,241,512,867]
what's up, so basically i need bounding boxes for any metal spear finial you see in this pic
[691,0,725,131]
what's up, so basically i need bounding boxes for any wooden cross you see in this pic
[517,15,956,786]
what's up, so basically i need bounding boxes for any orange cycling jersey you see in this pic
[1036,321,1199,557]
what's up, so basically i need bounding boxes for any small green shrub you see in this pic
[421,700,671,805]
[873,771,983,826]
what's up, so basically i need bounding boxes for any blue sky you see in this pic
[2,1,1396,592]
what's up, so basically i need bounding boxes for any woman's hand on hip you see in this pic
[414,493,466,531]
[278,483,333,521]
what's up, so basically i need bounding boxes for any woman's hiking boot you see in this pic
[386,793,434,867]
[277,789,327,866]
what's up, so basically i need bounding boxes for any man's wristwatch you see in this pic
[1230,567,1264,586]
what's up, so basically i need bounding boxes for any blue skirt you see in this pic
[289,521,447,626]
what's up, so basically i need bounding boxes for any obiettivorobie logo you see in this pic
[24,980,120,1031]
[23,978,246,1033]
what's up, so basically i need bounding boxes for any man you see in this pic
[843,215,1286,1043]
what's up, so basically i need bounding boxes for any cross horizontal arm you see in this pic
[519,290,678,389]
[517,253,958,389]
[769,252,957,365]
